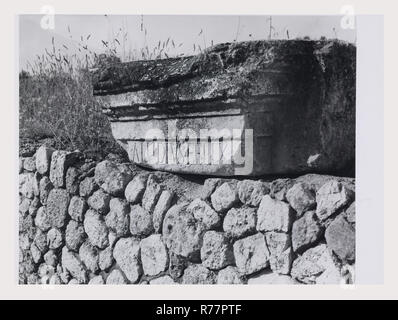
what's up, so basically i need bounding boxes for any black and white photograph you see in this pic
[17,13,359,286]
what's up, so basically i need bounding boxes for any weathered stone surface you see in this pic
[238,180,270,207]
[270,178,294,201]
[34,206,51,231]
[315,261,343,284]
[162,203,205,260]
[30,243,42,263]
[223,206,257,239]
[46,188,70,229]
[113,237,142,283]
[79,241,99,273]
[211,182,239,213]
[105,198,130,237]
[265,232,292,275]
[257,195,293,233]
[94,160,117,186]
[29,196,41,215]
[142,175,163,213]
[106,269,128,284]
[87,189,111,215]
[46,228,63,250]
[19,198,31,216]
[286,182,316,216]
[93,40,355,176]
[201,231,234,270]
[99,246,114,271]
[89,275,105,284]
[33,229,47,253]
[84,209,109,249]
[233,233,270,275]
[182,265,216,284]
[68,196,87,222]
[345,202,355,224]
[129,204,154,237]
[65,167,80,195]
[247,270,299,284]
[35,146,54,175]
[153,190,174,233]
[316,180,354,221]
[65,220,86,251]
[168,253,187,279]
[150,275,176,284]
[325,215,355,262]
[201,178,222,200]
[290,243,337,284]
[61,246,87,283]
[124,173,148,204]
[79,177,98,198]
[23,156,36,172]
[39,176,53,205]
[217,266,247,284]
[101,164,134,196]
[187,198,220,230]
[19,173,35,199]
[50,151,79,188]
[44,250,58,267]
[292,211,323,253]
[140,234,169,276]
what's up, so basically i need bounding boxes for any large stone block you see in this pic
[92,40,355,176]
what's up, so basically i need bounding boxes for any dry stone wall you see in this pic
[19,145,355,285]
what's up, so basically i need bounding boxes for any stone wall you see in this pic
[19,145,355,284]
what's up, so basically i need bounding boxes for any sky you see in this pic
[19,15,356,70]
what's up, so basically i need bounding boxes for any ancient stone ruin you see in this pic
[19,40,356,285]
[92,40,355,176]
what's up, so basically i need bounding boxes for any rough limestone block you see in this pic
[223,206,257,239]
[87,189,111,215]
[325,215,355,262]
[237,180,270,207]
[113,237,142,283]
[200,231,234,270]
[211,182,239,213]
[105,198,130,237]
[83,209,109,249]
[140,234,169,276]
[46,228,63,250]
[286,182,316,216]
[45,188,70,229]
[35,146,54,175]
[124,173,148,204]
[152,190,174,233]
[290,243,338,284]
[187,198,220,231]
[217,266,247,284]
[61,246,87,283]
[79,177,98,198]
[233,233,270,275]
[142,175,163,213]
[106,269,128,284]
[257,195,294,233]
[265,232,293,275]
[49,151,79,188]
[316,180,354,221]
[92,40,355,176]
[182,264,216,284]
[292,211,323,253]
[129,204,154,237]
[39,176,53,205]
[150,276,176,284]
[162,203,205,261]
